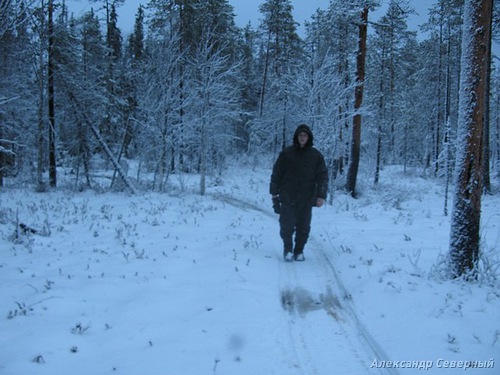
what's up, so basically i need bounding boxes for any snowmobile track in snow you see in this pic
[213,193,399,375]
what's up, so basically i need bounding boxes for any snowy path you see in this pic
[216,194,395,374]
[3,179,498,374]
[2,190,389,375]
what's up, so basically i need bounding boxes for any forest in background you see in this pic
[1,0,499,195]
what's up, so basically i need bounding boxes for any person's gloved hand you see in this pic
[316,198,325,207]
[272,196,281,214]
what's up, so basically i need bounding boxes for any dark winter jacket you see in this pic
[270,124,328,206]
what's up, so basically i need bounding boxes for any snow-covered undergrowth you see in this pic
[0,164,498,374]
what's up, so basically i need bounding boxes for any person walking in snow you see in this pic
[270,124,328,261]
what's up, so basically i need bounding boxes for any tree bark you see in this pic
[449,0,492,278]
[345,5,368,197]
[48,0,57,187]
[375,42,386,186]
[482,2,493,194]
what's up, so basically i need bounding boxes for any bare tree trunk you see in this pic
[258,32,271,118]
[435,14,444,176]
[444,24,453,216]
[444,118,452,216]
[345,5,368,197]
[449,0,492,279]
[68,92,137,194]
[200,120,207,196]
[482,4,493,194]
[87,116,137,195]
[37,68,45,190]
[0,122,4,187]
[36,0,46,191]
[48,0,57,187]
[111,120,132,190]
[281,90,287,150]
[154,125,168,192]
[374,44,386,186]
[496,92,500,177]
[79,120,92,188]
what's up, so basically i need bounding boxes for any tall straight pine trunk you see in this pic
[482,4,493,194]
[345,5,368,197]
[48,0,57,187]
[449,0,492,278]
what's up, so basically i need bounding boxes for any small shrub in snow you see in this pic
[431,243,499,286]
[71,323,90,335]
[493,330,500,347]
[407,249,423,276]
[352,211,368,221]
[339,244,352,254]
[44,280,54,291]
[32,355,45,364]
[447,333,460,353]
[7,302,31,319]
[100,204,114,221]
[134,249,146,259]
[474,244,500,287]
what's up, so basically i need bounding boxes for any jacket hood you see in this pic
[293,124,314,148]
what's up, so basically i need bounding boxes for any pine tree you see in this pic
[345,3,370,197]
[257,0,302,152]
[195,0,238,58]
[370,0,413,184]
[237,23,259,152]
[127,5,145,61]
[0,0,34,187]
[48,0,57,187]
[310,1,358,181]
[449,0,493,279]
[107,2,122,63]
[76,8,106,182]
[423,0,464,175]
[119,5,145,160]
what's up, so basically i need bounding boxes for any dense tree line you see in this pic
[0,0,498,275]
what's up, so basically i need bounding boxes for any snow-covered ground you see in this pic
[1,163,499,374]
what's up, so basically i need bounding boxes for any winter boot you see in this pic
[283,249,294,262]
[294,253,305,262]
[293,244,305,262]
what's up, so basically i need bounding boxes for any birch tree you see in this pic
[449,0,493,279]
[190,36,240,195]
[140,15,183,191]
[305,4,357,183]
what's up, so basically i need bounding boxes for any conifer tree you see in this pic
[48,0,57,187]
[237,23,259,152]
[423,0,464,175]
[449,0,493,278]
[311,1,358,180]
[0,0,34,186]
[369,0,413,184]
[345,3,370,197]
[257,0,302,152]
[127,5,145,61]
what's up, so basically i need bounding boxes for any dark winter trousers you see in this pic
[279,202,313,255]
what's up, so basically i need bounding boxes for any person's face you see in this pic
[298,132,309,148]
